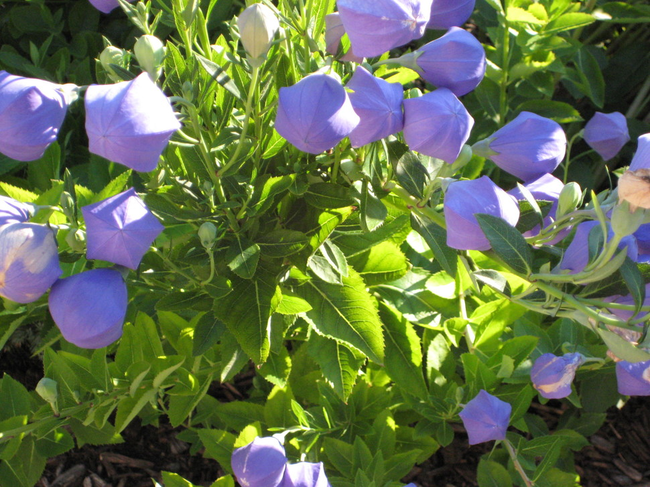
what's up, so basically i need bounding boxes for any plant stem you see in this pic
[385,182,447,229]
[504,439,534,487]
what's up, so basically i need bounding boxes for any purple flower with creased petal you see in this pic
[473,111,567,182]
[232,437,287,487]
[531,352,584,399]
[559,221,638,273]
[85,73,181,172]
[629,134,650,172]
[337,0,433,58]
[346,66,404,148]
[397,27,485,96]
[0,71,69,162]
[403,88,473,163]
[325,13,363,63]
[281,462,330,487]
[459,390,511,445]
[634,223,650,261]
[0,196,32,226]
[275,73,359,154]
[444,176,520,251]
[508,173,566,241]
[82,188,163,270]
[0,223,62,303]
[49,268,127,349]
[89,0,133,14]
[428,0,476,29]
[616,360,650,396]
[584,112,629,161]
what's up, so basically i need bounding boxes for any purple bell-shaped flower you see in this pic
[232,437,287,487]
[508,173,565,240]
[473,111,567,182]
[396,27,485,96]
[337,0,433,58]
[275,73,359,154]
[82,188,163,270]
[281,462,331,487]
[0,71,70,162]
[88,0,134,14]
[85,73,181,172]
[428,0,476,30]
[346,66,404,148]
[0,196,32,226]
[459,390,511,445]
[0,223,62,303]
[583,112,629,161]
[403,88,473,163]
[325,13,363,63]
[530,352,584,399]
[628,134,650,172]
[49,268,127,349]
[616,360,650,396]
[444,176,520,251]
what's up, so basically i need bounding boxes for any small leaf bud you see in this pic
[36,378,58,404]
[557,181,582,219]
[237,3,279,67]
[134,35,165,81]
[198,222,218,249]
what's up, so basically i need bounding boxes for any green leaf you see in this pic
[35,429,74,458]
[0,375,31,421]
[264,385,295,427]
[196,53,242,100]
[461,354,498,399]
[410,213,457,277]
[192,314,225,356]
[515,199,554,233]
[619,257,646,316]
[197,429,236,471]
[161,472,201,487]
[249,175,295,217]
[114,388,158,433]
[257,230,309,257]
[477,459,512,487]
[259,348,292,387]
[0,436,46,487]
[157,290,212,312]
[276,290,312,314]
[307,333,363,400]
[476,214,533,275]
[598,328,650,363]
[368,410,396,458]
[347,241,409,286]
[304,183,356,209]
[167,374,213,427]
[296,269,385,364]
[596,2,650,23]
[214,401,266,431]
[507,6,545,25]
[379,303,428,399]
[395,152,429,199]
[68,419,123,447]
[214,268,281,364]
[226,237,261,279]
[359,180,388,233]
[323,438,354,478]
[573,47,605,108]
[543,12,594,35]
[292,207,353,270]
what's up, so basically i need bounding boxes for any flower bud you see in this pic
[0,71,70,162]
[198,222,218,248]
[280,462,330,487]
[556,181,582,219]
[237,3,280,67]
[65,228,86,253]
[99,46,129,82]
[324,13,363,63]
[89,0,134,14]
[444,176,520,251]
[85,73,181,172]
[36,378,58,404]
[134,35,165,81]
[346,66,404,148]
[275,73,359,154]
[616,359,650,396]
[49,268,128,349]
[611,200,645,237]
[395,27,485,96]
[584,111,629,161]
[231,437,287,487]
[530,352,584,399]
[403,88,474,163]
[337,0,433,58]
[0,223,62,303]
[82,188,163,269]
[0,196,32,226]
[458,390,511,445]
[473,112,567,182]
[427,0,476,30]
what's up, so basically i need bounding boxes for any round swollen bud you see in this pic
[237,3,280,67]
[198,222,218,249]
[99,46,129,83]
[36,378,58,404]
[556,181,582,219]
[134,35,166,81]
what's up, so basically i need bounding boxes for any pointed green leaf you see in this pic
[307,333,363,400]
[476,213,533,275]
[410,213,457,277]
[226,237,261,279]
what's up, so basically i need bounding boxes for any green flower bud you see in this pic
[237,3,279,67]
[134,35,165,81]
[557,182,582,219]
[99,46,129,83]
[65,228,86,253]
[198,222,218,248]
[611,200,645,237]
[36,378,58,404]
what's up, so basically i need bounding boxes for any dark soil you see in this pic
[3,343,650,487]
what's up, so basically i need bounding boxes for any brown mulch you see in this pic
[3,343,650,487]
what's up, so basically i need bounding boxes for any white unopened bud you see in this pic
[198,222,218,248]
[36,378,58,404]
[134,35,166,81]
[237,3,279,67]
[557,182,582,219]
[99,46,129,82]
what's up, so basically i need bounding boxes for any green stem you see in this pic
[498,9,510,125]
[504,440,534,487]
[201,250,216,286]
[563,131,583,183]
[332,145,341,182]
[385,182,447,229]
[626,72,650,119]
